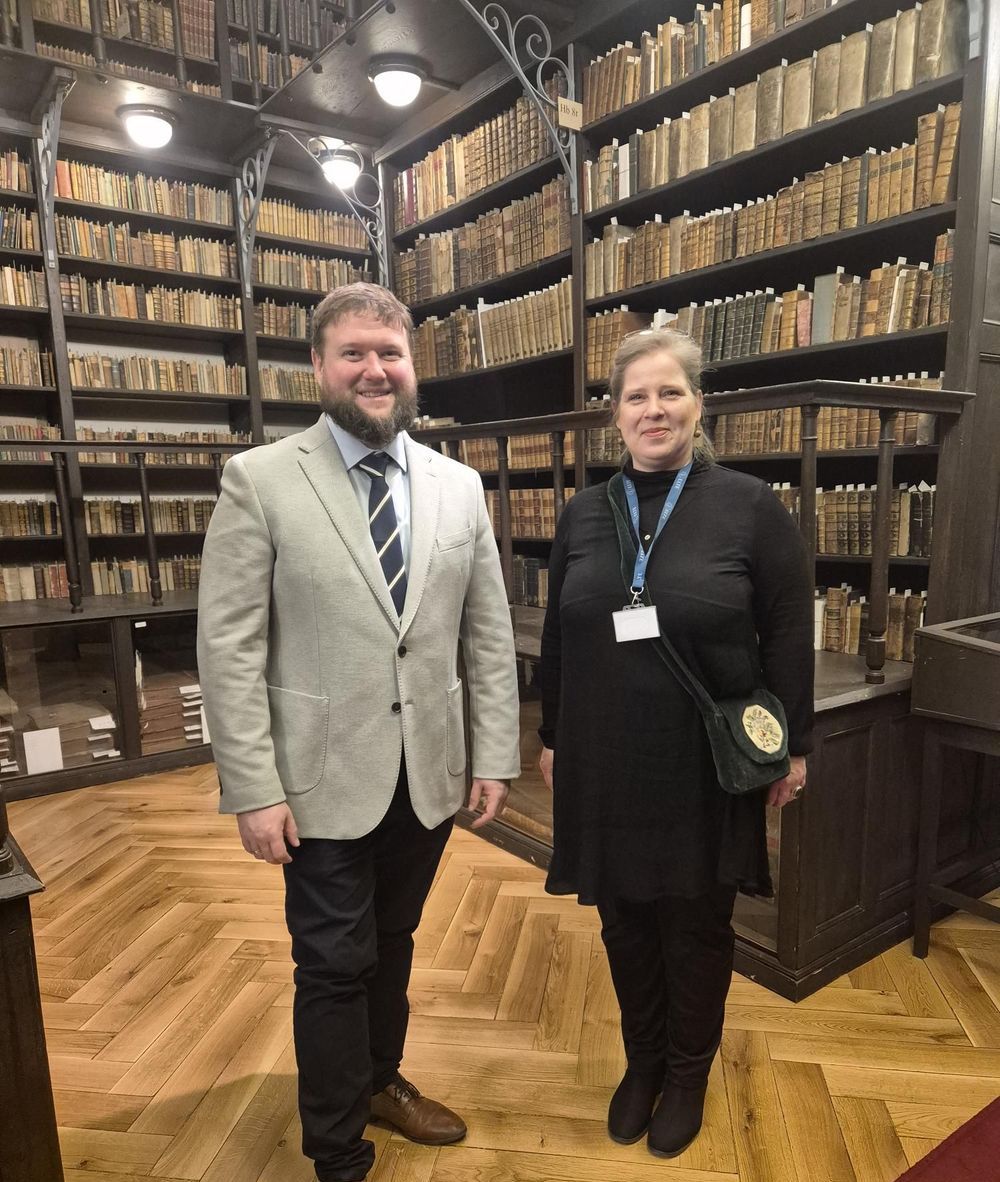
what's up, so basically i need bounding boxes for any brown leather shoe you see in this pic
[370,1075,467,1145]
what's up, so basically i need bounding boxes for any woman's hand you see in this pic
[767,754,807,809]
[539,746,554,791]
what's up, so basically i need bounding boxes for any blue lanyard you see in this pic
[623,462,692,597]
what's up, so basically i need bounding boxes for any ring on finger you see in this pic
[791,785,804,799]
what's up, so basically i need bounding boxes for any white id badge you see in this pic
[613,603,660,642]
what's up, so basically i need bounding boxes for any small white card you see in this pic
[613,604,660,643]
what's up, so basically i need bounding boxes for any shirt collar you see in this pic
[325,415,409,473]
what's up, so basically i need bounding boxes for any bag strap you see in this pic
[606,474,721,720]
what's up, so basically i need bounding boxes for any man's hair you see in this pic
[311,282,414,357]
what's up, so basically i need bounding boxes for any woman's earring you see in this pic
[694,421,703,438]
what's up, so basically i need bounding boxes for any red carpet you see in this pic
[895,1095,1000,1180]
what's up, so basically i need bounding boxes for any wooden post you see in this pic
[89,0,108,66]
[798,404,818,570]
[211,451,224,497]
[276,0,292,84]
[169,0,188,86]
[496,434,513,597]
[132,453,163,606]
[52,451,83,611]
[551,429,565,519]
[866,409,898,684]
[246,0,262,106]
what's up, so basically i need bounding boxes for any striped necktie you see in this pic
[358,451,407,617]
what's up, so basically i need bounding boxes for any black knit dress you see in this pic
[539,460,815,905]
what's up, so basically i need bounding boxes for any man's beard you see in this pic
[320,380,419,448]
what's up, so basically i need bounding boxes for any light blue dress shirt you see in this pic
[326,416,411,573]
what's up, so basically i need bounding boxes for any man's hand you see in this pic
[467,778,508,829]
[237,802,300,864]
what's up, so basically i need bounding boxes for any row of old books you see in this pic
[59,274,242,328]
[411,278,574,380]
[256,198,366,251]
[772,480,935,556]
[35,41,223,96]
[254,299,309,338]
[55,215,239,278]
[136,661,207,755]
[35,0,217,59]
[228,37,310,85]
[584,1,965,213]
[74,428,246,465]
[512,554,549,609]
[820,584,925,661]
[393,177,571,306]
[259,365,317,401]
[20,702,119,773]
[713,383,942,455]
[92,554,201,594]
[583,0,836,125]
[1,266,47,308]
[68,351,247,394]
[0,344,54,387]
[459,431,579,473]
[585,241,953,380]
[483,487,577,540]
[0,206,40,251]
[54,160,233,226]
[0,419,61,443]
[253,248,365,291]
[83,496,216,535]
[0,499,60,538]
[226,0,343,48]
[0,562,69,603]
[393,82,565,230]
[0,149,33,194]
[586,103,961,299]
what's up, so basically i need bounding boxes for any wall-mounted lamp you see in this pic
[368,56,425,107]
[118,105,176,149]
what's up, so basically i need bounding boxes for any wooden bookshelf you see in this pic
[56,254,240,290]
[410,250,573,318]
[53,197,234,234]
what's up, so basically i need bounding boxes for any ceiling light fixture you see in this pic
[316,140,362,190]
[369,56,425,107]
[118,105,176,149]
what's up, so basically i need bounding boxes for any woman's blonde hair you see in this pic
[608,327,716,464]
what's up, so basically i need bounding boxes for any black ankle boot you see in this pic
[607,1070,662,1145]
[646,1082,708,1158]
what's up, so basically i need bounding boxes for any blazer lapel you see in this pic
[399,439,439,636]
[296,419,399,628]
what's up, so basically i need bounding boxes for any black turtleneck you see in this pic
[623,456,693,547]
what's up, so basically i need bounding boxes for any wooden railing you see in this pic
[415,380,973,684]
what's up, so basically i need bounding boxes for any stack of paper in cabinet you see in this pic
[0,686,19,776]
[138,669,207,755]
[22,701,119,772]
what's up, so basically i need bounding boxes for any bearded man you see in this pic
[197,282,520,1182]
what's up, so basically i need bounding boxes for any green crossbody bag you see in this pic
[607,475,790,796]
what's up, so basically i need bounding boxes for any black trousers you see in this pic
[283,766,453,1182]
[596,886,738,1089]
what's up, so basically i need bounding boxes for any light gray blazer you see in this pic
[196,417,521,838]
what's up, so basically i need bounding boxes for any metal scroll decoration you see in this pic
[278,130,390,287]
[454,0,578,212]
[236,137,279,300]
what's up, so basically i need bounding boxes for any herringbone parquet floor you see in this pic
[9,763,1000,1182]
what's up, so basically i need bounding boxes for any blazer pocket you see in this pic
[445,679,467,776]
[437,525,473,552]
[267,684,329,794]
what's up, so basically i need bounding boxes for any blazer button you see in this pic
[391,701,402,713]
[398,645,407,657]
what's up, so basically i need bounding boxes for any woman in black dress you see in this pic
[538,328,814,1158]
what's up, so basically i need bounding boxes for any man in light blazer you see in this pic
[197,282,521,1182]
